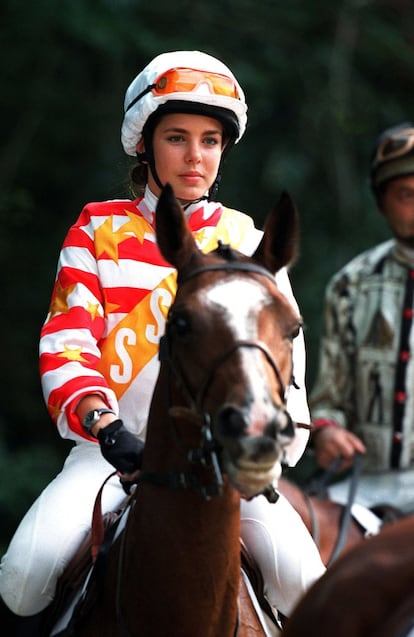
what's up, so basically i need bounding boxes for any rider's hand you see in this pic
[312,425,366,471]
[97,420,144,474]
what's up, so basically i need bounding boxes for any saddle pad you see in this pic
[350,503,382,536]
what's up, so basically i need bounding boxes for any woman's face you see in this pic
[138,112,224,203]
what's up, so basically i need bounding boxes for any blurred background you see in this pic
[1,0,413,552]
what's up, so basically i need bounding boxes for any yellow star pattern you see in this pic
[86,301,101,320]
[49,282,76,317]
[57,345,88,362]
[193,227,208,248]
[94,213,152,263]
[103,290,120,314]
[124,210,151,243]
[49,400,63,421]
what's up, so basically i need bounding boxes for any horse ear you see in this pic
[252,191,299,273]
[155,183,200,270]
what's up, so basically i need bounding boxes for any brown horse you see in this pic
[277,477,367,566]
[65,184,302,637]
[282,514,414,637]
[278,464,405,567]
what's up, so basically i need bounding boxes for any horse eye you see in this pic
[289,322,302,342]
[171,314,191,336]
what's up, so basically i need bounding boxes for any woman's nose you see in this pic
[185,141,202,163]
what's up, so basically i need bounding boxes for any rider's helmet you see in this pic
[121,50,247,199]
[370,122,414,200]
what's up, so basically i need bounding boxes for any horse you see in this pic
[278,463,405,566]
[277,477,368,566]
[282,513,414,637]
[59,183,303,637]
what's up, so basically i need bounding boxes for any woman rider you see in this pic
[0,50,325,635]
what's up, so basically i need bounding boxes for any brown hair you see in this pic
[129,162,148,197]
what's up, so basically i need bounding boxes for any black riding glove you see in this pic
[97,419,144,474]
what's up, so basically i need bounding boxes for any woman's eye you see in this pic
[167,134,184,143]
[204,136,220,146]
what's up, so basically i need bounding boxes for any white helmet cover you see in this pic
[121,50,247,156]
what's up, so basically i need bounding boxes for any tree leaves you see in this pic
[1,0,414,545]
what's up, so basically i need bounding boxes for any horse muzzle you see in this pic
[214,403,295,448]
[214,403,294,497]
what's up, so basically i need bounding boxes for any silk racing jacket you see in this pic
[39,188,310,465]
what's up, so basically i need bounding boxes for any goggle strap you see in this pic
[126,84,157,113]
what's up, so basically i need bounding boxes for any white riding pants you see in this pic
[0,441,325,617]
[0,442,122,616]
[241,494,326,617]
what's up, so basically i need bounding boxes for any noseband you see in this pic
[140,260,296,501]
[160,336,288,417]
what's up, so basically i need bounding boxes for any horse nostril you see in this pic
[216,405,246,436]
[278,411,295,440]
[265,421,278,439]
[265,411,295,440]
[283,412,295,438]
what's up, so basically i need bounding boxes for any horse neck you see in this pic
[121,368,242,636]
[140,367,242,546]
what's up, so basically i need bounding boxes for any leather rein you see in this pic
[139,259,295,502]
[304,452,362,566]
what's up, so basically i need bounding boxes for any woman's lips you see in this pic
[180,171,203,182]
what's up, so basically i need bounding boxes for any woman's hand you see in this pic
[98,420,145,474]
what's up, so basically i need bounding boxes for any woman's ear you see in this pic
[136,138,148,164]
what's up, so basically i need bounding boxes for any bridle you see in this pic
[139,259,297,501]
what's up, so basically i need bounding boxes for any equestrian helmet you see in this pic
[121,50,247,156]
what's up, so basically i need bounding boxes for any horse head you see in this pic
[154,183,302,500]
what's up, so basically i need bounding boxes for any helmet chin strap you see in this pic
[136,148,164,192]
[208,169,222,202]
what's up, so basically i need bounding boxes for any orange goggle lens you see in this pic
[151,68,241,100]
[375,128,414,163]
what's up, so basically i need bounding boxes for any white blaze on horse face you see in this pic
[203,278,266,338]
[202,278,283,426]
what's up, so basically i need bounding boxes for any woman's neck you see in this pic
[143,185,209,218]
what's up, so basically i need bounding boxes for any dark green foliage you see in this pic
[1,0,413,547]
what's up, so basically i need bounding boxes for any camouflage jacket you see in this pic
[310,239,414,471]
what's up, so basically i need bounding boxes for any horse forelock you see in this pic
[214,240,239,261]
